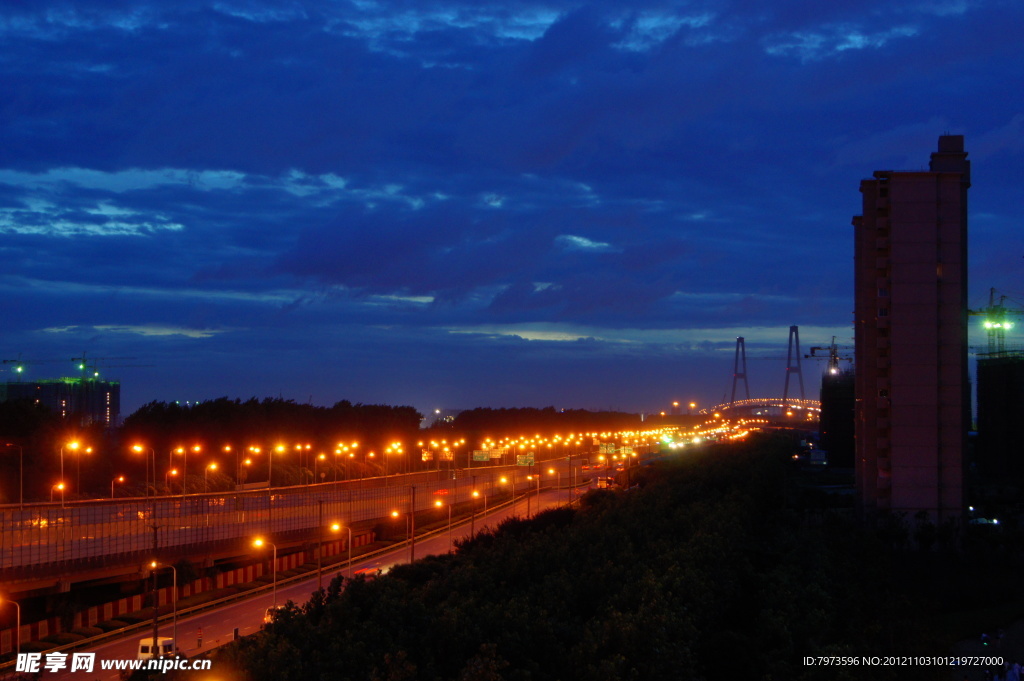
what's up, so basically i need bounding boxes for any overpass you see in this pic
[704,397,821,427]
[0,461,589,597]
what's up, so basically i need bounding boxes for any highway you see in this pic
[45,485,581,681]
[0,464,585,572]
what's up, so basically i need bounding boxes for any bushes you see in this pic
[40,632,83,646]
[95,619,130,632]
[70,626,104,637]
[210,435,966,681]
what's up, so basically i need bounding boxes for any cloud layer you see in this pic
[1,0,1020,415]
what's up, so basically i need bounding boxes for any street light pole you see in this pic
[435,500,452,550]
[133,445,156,498]
[59,442,79,507]
[330,522,352,580]
[317,501,324,591]
[410,486,417,561]
[253,539,278,607]
[150,561,177,654]
[111,475,124,499]
[204,463,217,492]
[0,597,20,658]
[471,488,478,538]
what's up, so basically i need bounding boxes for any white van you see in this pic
[137,636,174,660]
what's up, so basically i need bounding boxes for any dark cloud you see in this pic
[0,0,1021,413]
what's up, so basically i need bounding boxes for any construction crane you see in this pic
[70,353,148,380]
[805,337,853,375]
[2,355,67,379]
[969,288,1023,356]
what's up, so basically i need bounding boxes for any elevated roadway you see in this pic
[704,397,820,427]
[10,485,580,681]
[0,460,592,596]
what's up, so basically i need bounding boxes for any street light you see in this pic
[471,489,487,538]
[132,444,155,498]
[75,445,93,496]
[223,445,236,487]
[149,560,177,654]
[165,468,178,492]
[0,595,20,657]
[253,538,278,607]
[548,467,558,507]
[204,463,217,492]
[526,475,540,517]
[434,500,453,550]
[111,475,125,499]
[329,522,352,582]
[187,445,201,494]
[51,482,65,503]
[314,453,326,484]
[168,447,184,494]
[500,475,515,517]
[390,484,418,561]
[59,442,79,506]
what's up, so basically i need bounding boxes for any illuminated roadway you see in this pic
[0,461,589,579]
[47,486,578,681]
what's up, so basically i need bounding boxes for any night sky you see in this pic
[1,1,1022,419]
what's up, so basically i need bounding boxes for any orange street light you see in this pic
[253,538,278,607]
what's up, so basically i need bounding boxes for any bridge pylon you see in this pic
[783,325,805,402]
[731,337,751,406]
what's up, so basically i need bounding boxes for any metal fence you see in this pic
[0,465,544,571]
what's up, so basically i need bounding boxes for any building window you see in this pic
[878,308,889,317]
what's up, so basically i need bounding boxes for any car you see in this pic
[137,637,174,660]
[263,605,285,624]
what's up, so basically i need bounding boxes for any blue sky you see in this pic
[1,0,1022,418]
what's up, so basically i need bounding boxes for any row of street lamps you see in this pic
[12,425,641,505]
[254,518,353,610]
[9,465,576,660]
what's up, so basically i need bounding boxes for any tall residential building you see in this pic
[0,377,121,427]
[819,368,855,468]
[853,135,969,524]
[976,353,1024,481]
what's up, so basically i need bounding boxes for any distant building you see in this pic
[0,377,121,427]
[430,408,463,427]
[818,368,855,468]
[975,352,1024,481]
[853,135,969,524]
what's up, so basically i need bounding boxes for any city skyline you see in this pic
[1,1,1022,417]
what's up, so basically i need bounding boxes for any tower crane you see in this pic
[2,355,66,379]
[969,288,1023,356]
[70,352,148,380]
[805,337,853,375]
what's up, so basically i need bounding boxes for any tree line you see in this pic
[134,431,1021,681]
